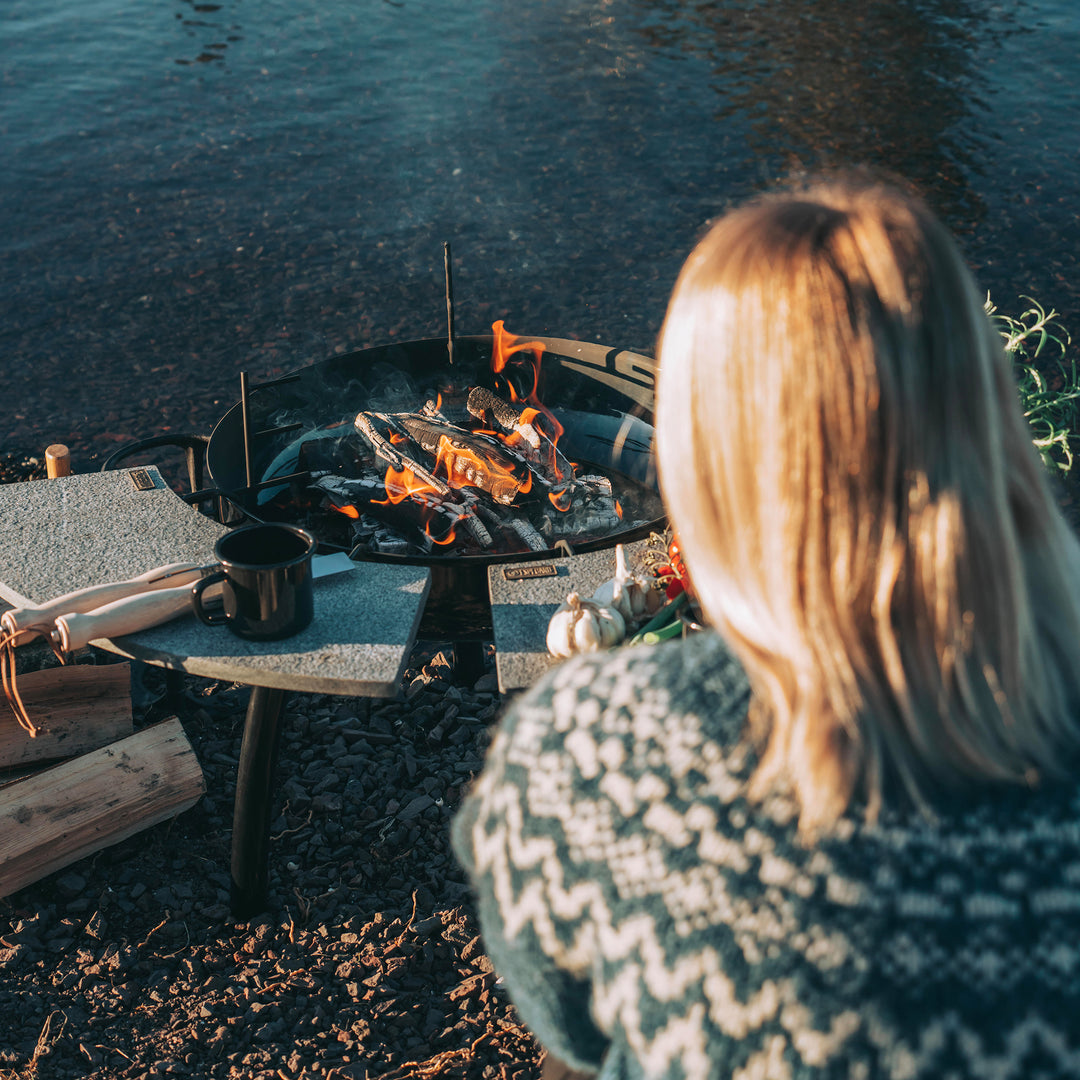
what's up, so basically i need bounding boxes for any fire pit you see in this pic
[194,328,663,638]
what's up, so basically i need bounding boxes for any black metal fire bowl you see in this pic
[107,334,666,641]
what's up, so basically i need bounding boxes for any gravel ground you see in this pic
[0,645,542,1080]
[0,452,544,1080]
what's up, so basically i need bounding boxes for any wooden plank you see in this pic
[0,717,205,898]
[0,664,133,771]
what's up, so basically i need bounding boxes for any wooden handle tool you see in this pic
[0,562,208,643]
[52,582,200,654]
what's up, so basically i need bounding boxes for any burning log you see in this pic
[393,416,535,506]
[466,386,541,451]
[312,474,494,551]
[353,412,453,498]
[507,518,548,552]
[465,385,573,492]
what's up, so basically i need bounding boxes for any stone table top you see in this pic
[487,539,652,694]
[0,468,431,697]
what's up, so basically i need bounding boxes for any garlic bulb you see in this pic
[546,591,626,657]
[591,544,661,626]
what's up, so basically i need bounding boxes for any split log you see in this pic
[0,664,133,771]
[0,716,205,899]
[395,416,533,504]
[353,411,452,497]
[465,387,574,487]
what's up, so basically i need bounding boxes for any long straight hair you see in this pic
[656,178,1080,829]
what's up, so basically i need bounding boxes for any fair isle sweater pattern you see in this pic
[452,631,1080,1080]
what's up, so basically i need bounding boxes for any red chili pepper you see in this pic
[667,539,694,598]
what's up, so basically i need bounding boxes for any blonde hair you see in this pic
[656,177,1080,829]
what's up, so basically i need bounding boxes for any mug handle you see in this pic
[192,571,227,626]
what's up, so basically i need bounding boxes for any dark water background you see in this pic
[3,0,1079,468]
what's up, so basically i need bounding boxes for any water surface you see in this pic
[2,0,1078,463]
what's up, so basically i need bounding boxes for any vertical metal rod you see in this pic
[240,371,253,490]
[444,240,455,367]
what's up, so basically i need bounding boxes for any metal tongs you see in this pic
[0,561,211,736]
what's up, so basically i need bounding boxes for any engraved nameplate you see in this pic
[128,468,156,491]
[503,564,558,581]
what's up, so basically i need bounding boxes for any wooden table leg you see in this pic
[230,685,287,918]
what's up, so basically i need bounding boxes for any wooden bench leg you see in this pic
[230,685,287,918]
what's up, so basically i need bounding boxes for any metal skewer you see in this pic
[444,240,455,367]
[240,371,254,490]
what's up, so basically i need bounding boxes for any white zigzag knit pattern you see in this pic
[452,631,1080,1079]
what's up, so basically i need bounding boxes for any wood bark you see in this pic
[0,716,205,898]
[0,664,133,771]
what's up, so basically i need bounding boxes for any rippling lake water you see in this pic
[2,0,1079,463]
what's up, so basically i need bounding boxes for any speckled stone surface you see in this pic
[0,468,226,605]
[0,469,431,697]
[487,540,649,693]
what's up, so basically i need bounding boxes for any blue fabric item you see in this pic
[452,630,1080,1079]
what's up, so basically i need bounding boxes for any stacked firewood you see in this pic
[0,655,204,899]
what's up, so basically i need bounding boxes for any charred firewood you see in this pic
[353,411,453,498]
[353,521,412,557]
[393,416,534,506]
[312,474,494,551]
[465,387,541,451]
[310,473,385,506]
[465,386,574,490]
[507,518,548,552]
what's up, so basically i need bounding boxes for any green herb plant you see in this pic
[987,295,1079,473]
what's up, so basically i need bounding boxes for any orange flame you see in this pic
[331,503,361,519]
[373,464,441,506]
[426,521,457,546]
[491,320,546,397]
[491,321,571,496]
[548,487,573,512]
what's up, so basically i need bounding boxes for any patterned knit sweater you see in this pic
[452,631,1080,1079]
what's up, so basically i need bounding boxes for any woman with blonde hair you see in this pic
[453,177,1080,1079]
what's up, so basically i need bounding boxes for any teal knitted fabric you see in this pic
[452,631,1080,1079]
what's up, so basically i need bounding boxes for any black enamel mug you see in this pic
[192,523,317,641]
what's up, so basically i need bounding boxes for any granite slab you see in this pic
[0,468,431,697]
[487,539,650,693]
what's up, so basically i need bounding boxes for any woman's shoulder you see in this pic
[508,630,752,743]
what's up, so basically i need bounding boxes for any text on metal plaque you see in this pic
[128,468,156,491]
[503,564,558,581]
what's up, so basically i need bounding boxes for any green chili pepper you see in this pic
[642,620,684,645]
[628,591,689,645]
